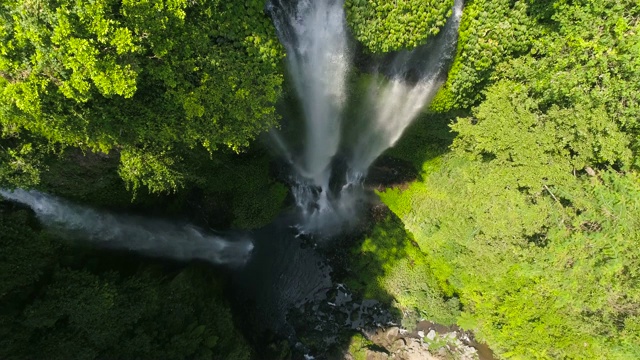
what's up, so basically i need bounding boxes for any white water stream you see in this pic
[349,0,463,174]
[270,0,351,187]
[0,189,253,266]
[270,0,463,232]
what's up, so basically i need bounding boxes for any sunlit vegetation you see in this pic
[346,215,460,328]
[376,0,640,357]
[2,0,639,358]
[0,0,283,193]
[344,0,454,53]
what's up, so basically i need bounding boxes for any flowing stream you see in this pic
[270,0,351,186]
[349,0,463,174]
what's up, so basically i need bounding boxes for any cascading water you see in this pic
[0,0,464,261]
[269,0,463,233]
[269,0,350,184]
[0,2,465,356]
[348,0,463,175]
[0,189,253,266]
[269,0,353,233]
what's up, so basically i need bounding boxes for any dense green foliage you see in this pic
[0,202,251,359]
[2,0,640,358]
[347,332,374,360]
[347,215,460,327]
[344,0,453,53]
[380,0,640,357]
[436,0,533,110]
[0,134,50,188]
[0,0,283,192]
[382,158,640,358]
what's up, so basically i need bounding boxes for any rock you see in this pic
[367,326,401,349]
[365,349,389,360]
[353,322,488,360]
[437,347,449,357]
[458,344,479,360]
[393,338,407,348]
[395,338,440,360]
[365,156,419,191]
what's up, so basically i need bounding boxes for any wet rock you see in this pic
[366,350,390,360]
[375,326,400,348]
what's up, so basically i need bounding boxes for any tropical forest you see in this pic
[0,0,638,359]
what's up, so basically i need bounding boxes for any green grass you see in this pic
[341,105,466,328]
[347,333,373,360]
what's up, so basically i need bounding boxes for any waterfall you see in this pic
[348,0,463,174]
[1,0,464,262]
[269,0,463,233]
[0,189,253,266]
[269,0,353,233]
[269,0,351,187]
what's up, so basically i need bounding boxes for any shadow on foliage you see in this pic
[0,200,253,360]
[8,89,465,359]
[37,143,287,231]
[382,109,463,178]
[316,207,461,360]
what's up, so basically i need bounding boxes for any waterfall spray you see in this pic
[348,0,464,175]
[269,0,463,234]
[269,0,354,233]
[270,0,351,187]
[0,189,253,266]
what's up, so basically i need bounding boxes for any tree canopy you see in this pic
[344,0,454,53]
[2,0,640,358]
[0,201,251,359]
[0,0,284,192]
[380,0,640,357]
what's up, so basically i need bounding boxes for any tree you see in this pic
[0,0,284,192]
[0,132,50,189]
[381,0,640,357]
[0,202,252,359]
[344,0,454,53]
[431,0,533,111]
[0,201,56,300]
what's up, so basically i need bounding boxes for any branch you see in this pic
[544,184,559,203]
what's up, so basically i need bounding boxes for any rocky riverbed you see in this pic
[347,320,494,360]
